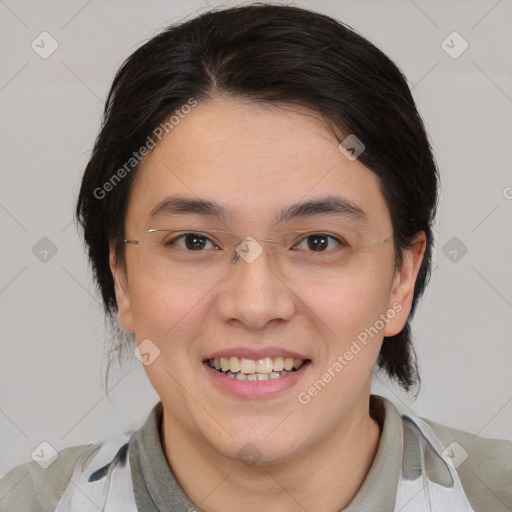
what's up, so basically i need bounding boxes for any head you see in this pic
[76,4,437,462]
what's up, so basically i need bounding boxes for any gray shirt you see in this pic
[1,395,511,511]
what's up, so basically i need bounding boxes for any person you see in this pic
[1,4,510,511]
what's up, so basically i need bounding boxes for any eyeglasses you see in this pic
[122,227,393,283]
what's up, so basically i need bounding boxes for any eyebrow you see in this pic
[147,195,367,224]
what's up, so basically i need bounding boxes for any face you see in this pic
[110,96,425,464]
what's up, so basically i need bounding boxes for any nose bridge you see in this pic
[231,236,278,265]
[231,236,285,289]
[217,236,294,328]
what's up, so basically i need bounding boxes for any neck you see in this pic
[160,398,381,512]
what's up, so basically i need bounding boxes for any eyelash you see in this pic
[165,232,347,252]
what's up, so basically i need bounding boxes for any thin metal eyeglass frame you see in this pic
[122,228,394,267]
[122,229,280,265]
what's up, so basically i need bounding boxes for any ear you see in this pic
[109,241,135,333]
[384,231,426,337]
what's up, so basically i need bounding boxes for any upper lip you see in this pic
[204,347,310,361]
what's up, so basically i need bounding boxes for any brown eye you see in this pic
[166,233,214,251]
[296,234,343,252]
[307,234,329,251]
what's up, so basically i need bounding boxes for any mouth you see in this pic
[205,356,310,381]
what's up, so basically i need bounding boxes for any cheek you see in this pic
[128,279,214,398]
[297,269,393,409]
[128,277,211,343]
[302,263,394,345]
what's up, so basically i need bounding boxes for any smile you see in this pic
[203,351,312,399]
[207,356,307,381]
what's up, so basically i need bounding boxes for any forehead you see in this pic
[125,97,391,232]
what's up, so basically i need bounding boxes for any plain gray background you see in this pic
[1,0,511,476]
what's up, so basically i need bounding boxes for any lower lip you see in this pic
[203,361,311,400]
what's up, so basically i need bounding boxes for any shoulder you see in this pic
[423,417,512,512]
[0,444,91,512]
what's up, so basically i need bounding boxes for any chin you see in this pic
[205,426,306,467]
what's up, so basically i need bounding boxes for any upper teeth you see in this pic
[209,356,304,374]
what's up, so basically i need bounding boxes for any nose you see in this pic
[215,239,296,331]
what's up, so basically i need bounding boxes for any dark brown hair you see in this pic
[76,3,439,392]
